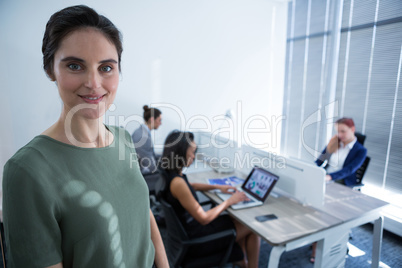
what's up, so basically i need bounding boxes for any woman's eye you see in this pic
[68,64,82,71]
[100,66,112,72]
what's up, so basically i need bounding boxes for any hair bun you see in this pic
[143,105,150,111]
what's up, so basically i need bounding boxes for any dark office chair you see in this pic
[355,132,366,145]
[143,172,162,196]
[0,222,7,268]
[352,132,369,191]
[160,198,243,268]
[353,156,370,191]
[156,168,243,268]
[344,131,368,191]
[143,172,165,224]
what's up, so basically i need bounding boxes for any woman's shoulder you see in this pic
[169,175,192,198]
[3,137,55,187]
[170,174,192,193]
[132,124,146,132]
[163,172,185,188]
[131,124,149,141]
[8,136,52,163]
[164,170,185,180]
[171,174,185,183]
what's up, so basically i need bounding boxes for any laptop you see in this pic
[216,166,280,210]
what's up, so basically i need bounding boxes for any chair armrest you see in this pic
[197,191,216,208]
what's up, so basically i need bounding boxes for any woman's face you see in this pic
[51,28,119,120]
[336,123,355,143]
[152,115,162,130]
[186,141,197,167]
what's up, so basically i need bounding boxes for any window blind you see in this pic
[282,0,402,197]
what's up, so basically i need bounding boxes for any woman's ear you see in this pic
[46,69,56,81]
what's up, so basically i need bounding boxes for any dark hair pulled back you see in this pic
[143,105,162,122]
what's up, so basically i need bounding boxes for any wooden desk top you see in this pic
[187,170,388,246]
[322,182,389,221]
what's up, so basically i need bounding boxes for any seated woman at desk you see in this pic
[160,130,260,268]
[315,117,367,186]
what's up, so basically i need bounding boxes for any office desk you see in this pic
[187,170,388,268]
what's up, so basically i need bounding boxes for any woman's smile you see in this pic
[79,94,106,104]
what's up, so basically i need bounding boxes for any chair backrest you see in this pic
[160,198,190,241]
[155,167,167,200]
[142,172,162,196]
[355,156,370,185]
[160,197,190,267]
[355,132,366,146]
[0,222,6,268]
[157,166,185,239]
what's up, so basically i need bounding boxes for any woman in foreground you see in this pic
[3,5,168,267]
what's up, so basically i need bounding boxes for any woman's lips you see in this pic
[80,95,104,104]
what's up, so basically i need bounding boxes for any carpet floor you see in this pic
[159,222,401,268]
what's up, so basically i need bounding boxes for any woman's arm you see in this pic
[150,210,169,268]
[191,182,236,193]
[171,177,247,225]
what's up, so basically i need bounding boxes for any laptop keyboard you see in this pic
[241,191,256,204]
[216,191,258,207]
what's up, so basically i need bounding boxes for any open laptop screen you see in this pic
[242,167,279,201]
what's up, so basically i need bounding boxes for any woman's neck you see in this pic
[42,110,113,148]
[146,121,153,131]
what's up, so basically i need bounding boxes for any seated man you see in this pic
[311,117,367,263]
[315,117,367,186]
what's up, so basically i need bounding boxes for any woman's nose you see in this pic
[84,70,101,89]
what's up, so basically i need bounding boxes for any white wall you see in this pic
[0,0,288,190]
